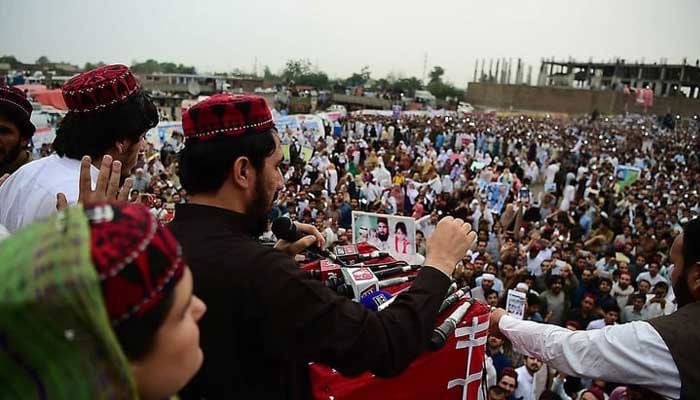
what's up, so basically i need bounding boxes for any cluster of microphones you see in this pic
[272,217,475,351]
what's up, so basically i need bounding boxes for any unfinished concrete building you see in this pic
[537,58,700,98]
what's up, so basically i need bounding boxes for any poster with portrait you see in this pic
[145,121,183,150]
[300,145,314,163]
[351,211,416,263]
[280,143,291,162]
[506,289,526,319]
[485,182,511,214]
[614,165,641,191]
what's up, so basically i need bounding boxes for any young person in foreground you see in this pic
[0,197,206,398]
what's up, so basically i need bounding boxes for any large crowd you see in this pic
[0,63,699,400]
[94,107,699,399]
[266,111,699,399]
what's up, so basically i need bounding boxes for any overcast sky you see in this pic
[2,0,699,85]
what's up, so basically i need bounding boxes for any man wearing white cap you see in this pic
[470,273,497,302]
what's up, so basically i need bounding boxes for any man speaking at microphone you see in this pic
[169,94,476,400]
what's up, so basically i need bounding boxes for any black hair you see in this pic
[53,91,157,160]
[178,129,277,194]
[488,385,508,396]
[394,221,407,234]
[602,303,620,314]
[548,275,563,286]
[113,287,175,360]
[0,107,35,140]
[631,293,647,303]
[526,292,540,306]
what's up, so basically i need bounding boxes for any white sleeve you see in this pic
[499,316,681,399]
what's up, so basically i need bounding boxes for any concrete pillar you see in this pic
[526,65,532,85]
[507,58,513,84]
[495,59,500,83]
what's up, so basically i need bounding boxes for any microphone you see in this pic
[365,261,409,270]
[374,265,420,279]
[272,217,345,265]
[359,290,393,312]
[375,285,412,312]
[378,275,416,289]
[358,250,390,260]
[438,286,469,313]
[445,282,458,297]
[429,300,473,351]
[338,267,379,301]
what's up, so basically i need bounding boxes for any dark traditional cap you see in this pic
[498,366,518,382]
[0,85,32,120]
[62,64,140,113]
[182,93,274,141]
[87,202,184,326]
[584,386,605,400]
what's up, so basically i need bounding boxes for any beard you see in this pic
[247,176,277,236]
[377,231,389,241]
[673,278,693,309]
[0,140,23,170]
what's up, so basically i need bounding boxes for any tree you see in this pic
[280,59,330,89]
[429,66,445,84]
[0,55,20,66]
[84,61,106,71]
[263,65,280,81]
[35,56,50,65]
[131,59,196,74]
[424,65,463,100]
[281,59,313,83]
[297,71,330,89]
[360,65,371,82]
[391,77,424,96]
[343,65,372,88]
[427,80,463,100]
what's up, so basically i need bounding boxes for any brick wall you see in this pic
[465,83,700,116]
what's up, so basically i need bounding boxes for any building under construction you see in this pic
[536,58,700,98]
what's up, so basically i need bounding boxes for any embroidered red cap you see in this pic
[0,85,32,120]
[86,202,184,326]
[182,93,274,141]
[62,64,141,113]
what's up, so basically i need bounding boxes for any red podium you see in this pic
[302,244,490,400]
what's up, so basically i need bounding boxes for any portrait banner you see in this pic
[351,211,416,262]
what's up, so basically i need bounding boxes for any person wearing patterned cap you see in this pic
[168,93,475,399]
[0,202,206,399]
[0,64,157,233]
[0,85,35,176]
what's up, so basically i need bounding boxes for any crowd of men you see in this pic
[258,109,698,400]
[1,65,699,400]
